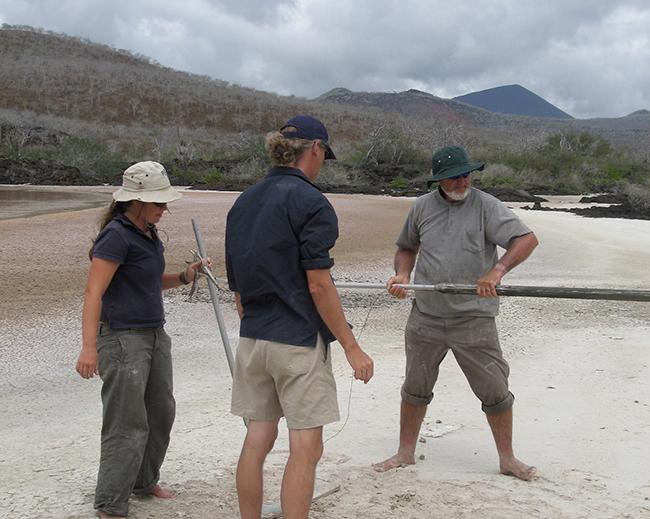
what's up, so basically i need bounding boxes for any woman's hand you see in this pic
[76,347,98,379]
[185,257,213,282]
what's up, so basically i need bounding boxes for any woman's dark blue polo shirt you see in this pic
[91,214,166,329]
[225,166,338,347]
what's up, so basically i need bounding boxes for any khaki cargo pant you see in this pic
[94,325,176,517]
[402,303,514,415]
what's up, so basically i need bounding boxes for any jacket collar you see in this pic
[267,166,321,191]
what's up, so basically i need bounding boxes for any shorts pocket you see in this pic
[462,230,485,253]
[282,345,317,376]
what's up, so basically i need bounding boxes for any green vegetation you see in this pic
[2,127,647,196]
[476,131,648,193]
[1,136,126,181]
[171,168,221,185]
[389,176,409,190]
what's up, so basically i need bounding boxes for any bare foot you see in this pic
[500,457,537,481]
[372,453,416,473]
[96,512,125,518]
[151,484,176,499]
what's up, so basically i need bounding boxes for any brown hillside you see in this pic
[1,24,648,176]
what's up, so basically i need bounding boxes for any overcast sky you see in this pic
[2,0,649,118]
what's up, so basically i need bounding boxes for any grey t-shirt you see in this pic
[396,187,531,317]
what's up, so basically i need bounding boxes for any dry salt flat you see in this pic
[1,187,649,519]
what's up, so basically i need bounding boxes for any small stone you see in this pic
[435,419,442,424]
[419,454,425,460]
[418,436,426,443]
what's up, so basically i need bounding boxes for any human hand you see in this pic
[344,345,374,384]
[386,274,410,299]
[186,257,213,282]
[76,347,98,379]
[477,264,506,298]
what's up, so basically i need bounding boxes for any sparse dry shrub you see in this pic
[475,163,515,188]
[560,172,587,193]
[318,164,354,186]
[624,183,650,212]
[516,167,545,187]
[227,157,267,181]
[482,163,515,179]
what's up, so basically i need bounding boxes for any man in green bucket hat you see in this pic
[374,145,539,481]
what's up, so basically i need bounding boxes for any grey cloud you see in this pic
[208,0,297,24]
[1,0,649,117]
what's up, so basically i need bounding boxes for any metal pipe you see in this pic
[334,282,650,302]
[191,219,235,376]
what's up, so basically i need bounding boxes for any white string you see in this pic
[323,292,379,444]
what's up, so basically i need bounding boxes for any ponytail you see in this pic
[88,201,131,259]
[265,129,314,165]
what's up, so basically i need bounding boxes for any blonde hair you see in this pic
[265,128,316,165]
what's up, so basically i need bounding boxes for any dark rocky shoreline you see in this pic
[2,154,648,220]
[521,201,650,220]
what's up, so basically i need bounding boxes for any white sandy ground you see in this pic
[1,190,649,518]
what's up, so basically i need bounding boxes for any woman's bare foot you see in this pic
[500,456,537,481]
[372,452,416,473]
[150,484,176,499]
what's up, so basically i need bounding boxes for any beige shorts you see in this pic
[230,335,340,429]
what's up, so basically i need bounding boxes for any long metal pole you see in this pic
[191,219,235,376]
[335,282,650,302]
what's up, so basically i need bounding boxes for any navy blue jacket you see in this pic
[225,166,338,346]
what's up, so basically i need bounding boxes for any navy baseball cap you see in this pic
[280,115,336,160]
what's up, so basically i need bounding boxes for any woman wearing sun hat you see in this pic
[75,161,209,518]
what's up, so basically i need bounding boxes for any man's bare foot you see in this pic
[372,453,416,473]
[151,484,176,499]
[96,512,124,518]
[500,457,537,481]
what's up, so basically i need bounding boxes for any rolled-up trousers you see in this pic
[94,325,175,517]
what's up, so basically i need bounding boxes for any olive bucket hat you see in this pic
[113,161,182,203]
[427,146,485,187]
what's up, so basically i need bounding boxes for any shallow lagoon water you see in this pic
[0,186,111,219]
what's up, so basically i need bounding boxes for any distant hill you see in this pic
[316,87,506,126]
[626,109,650,117]
[2,25,647,144]
[453,84,573,119]
[0,24,303,132]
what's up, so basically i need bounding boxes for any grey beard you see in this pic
[441,186,470,201]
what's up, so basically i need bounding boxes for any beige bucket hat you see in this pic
[113,161,182,203]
